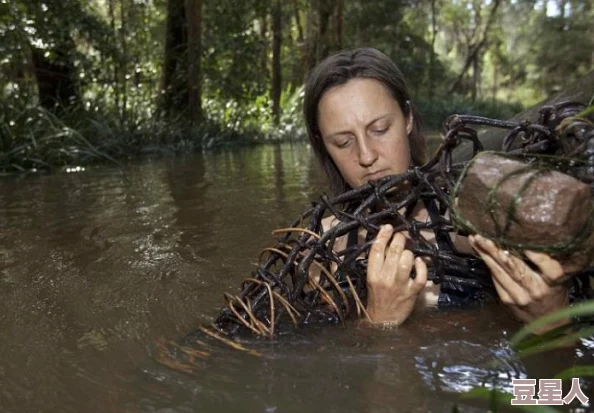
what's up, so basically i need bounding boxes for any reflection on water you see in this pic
[415,340,526,394]
[0,143,591,413]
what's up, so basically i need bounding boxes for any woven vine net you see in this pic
[156,101,594,367]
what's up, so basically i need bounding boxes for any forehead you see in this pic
[317,78,401,131]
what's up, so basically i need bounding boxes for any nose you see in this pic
[357,138,378,167]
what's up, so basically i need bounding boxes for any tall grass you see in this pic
[455,299,594,412]
[0,89,306,174]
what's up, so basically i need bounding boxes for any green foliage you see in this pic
[511,300,594,346]
[1,0,592,171]
[0,103,120,171]
[278,86,306,139]
[416,94,524,129]
[202,0,268,105]
[454,298,594,412]
[202,85,304,142]
[459,387,562,412]
[528,4,594,95]
[0,95,254,172]
[555,366,594,380]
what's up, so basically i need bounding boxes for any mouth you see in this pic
[364,169,390,181]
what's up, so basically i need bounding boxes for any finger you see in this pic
[469,235,505,273]
[494,248,534,286]
[506,253,544,288]
[396,249,414,283]
[383,232,406,276]
[491,276,513,305]
[524,250,565,283]
[473,243,531,306]
[476,238,550,294]
[472,235,514,271]
[472,235,533,286]
[410,257,427,291]
[493,249,552,303]
[471,234,499,253]
[468,234,487,256]
[367,224,393,280]
[470,235,539,306]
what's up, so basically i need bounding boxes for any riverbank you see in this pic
[0,94,521,175]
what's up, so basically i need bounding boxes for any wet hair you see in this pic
[304,47,426,194]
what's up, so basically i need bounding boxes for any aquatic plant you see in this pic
[0,93,304,174]
[456,299,594,412]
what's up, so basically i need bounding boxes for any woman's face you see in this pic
[317,78,412,189]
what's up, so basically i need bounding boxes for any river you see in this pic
[0,143,592,413]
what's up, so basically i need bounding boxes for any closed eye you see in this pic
[335,138,352,148]
[370,121,390,135]
[371,127,388,135]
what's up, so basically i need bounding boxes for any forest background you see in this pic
[1,0,593,172]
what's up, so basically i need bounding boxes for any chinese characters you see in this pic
[511,378,589,406]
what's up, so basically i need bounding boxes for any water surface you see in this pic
[0,143,591,413]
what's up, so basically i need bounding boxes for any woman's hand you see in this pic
[469,234,570,332]
[366,224,428,325]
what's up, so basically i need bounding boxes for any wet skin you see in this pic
[317,78,571,331]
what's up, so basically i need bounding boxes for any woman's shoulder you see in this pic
[321,215,352,251]
[321,215,341,232]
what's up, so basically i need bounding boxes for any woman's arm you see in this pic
[366,224,428,325]
[468,234,570,333]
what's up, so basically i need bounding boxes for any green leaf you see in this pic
[575,104,594,119]
[513,323,575,352]
[515,327,594,359]
[511,300,594,346]
[554,365,594,380]
[460,388,563,413]
[460,387,511,412]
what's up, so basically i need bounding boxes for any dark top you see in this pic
[345,200,592,309]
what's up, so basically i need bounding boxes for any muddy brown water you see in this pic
[1,143,592,413]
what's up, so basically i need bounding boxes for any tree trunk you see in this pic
[271,0,282,125]
[335,0,343,50]
[292,0,307,83]
[471,52,480,101]
[428,0,438,96]
[259,0,269,77]
[304,2,317,73]
[293,0,304,43]
[316,0,334,62]
[119,0,128,123]
[31,38,80,111]
[185,0,202,123]
[558,0,567,23]
[492,63,498,102]
[449,0,501,94]
[160,0,187,117]
[108,0,120,117]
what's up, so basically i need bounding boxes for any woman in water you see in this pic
[303,47,572,331]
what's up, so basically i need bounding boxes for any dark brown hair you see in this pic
[304,47,426,194]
